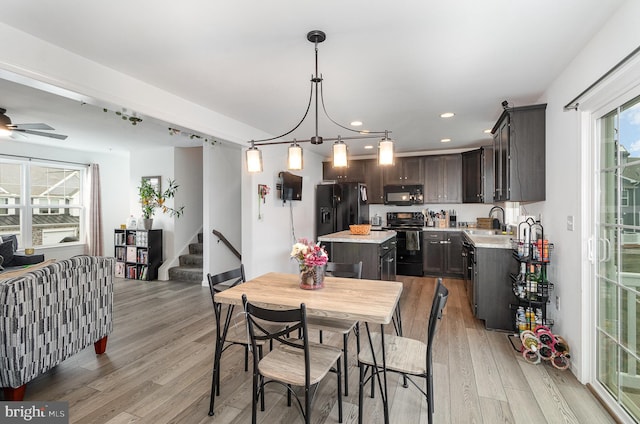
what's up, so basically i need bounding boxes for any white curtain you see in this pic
[88,164,103,256]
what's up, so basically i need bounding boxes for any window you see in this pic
[0,159,85,247]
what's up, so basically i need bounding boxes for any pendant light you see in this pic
[244,30,395,173]
[378,131,395,166]
[332,136,348,167]
[287,140,303,170]
[246,142,263,173]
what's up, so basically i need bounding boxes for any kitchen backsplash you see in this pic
[369,203,495,227]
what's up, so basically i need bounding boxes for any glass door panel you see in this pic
[598,277,618,338]
[596,93,640,423]
[598,331,619,397]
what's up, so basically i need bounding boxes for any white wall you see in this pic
[174,146,203,265]
[241,145,324,280]
[203,141,242,281]
[129,146,204,279]
[0,138,129,259]
[527,0,640,382]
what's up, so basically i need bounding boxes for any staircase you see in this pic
[168,233,203,283]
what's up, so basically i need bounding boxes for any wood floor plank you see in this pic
[479,396,515,424]
[467,327,508,402]
[517,359,580,423]
[10,276,615,424]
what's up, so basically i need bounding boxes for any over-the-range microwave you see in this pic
[383,184,424,206]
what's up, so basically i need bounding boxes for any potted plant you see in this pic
[138,178,185,229]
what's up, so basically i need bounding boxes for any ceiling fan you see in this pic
[0,107,68,140]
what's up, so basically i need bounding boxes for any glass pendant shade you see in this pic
[333,140,348,167]
[288,143,303,170]
[378,137,394,165]
[246,145,263,173]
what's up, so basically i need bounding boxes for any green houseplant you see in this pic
[138,178,184,229]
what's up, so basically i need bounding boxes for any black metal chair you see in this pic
[306,261,362,396]
[357,278,449,424]
[242,293,343,424]
[207,266,278,416]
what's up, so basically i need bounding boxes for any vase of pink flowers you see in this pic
[290,238,329,290]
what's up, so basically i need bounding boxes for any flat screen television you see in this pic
[279,171,303,201]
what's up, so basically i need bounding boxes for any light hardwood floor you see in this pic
[13,275,616,424]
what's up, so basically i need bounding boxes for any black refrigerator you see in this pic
[316,183,370,239]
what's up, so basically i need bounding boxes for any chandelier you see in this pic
[246,30,395,173]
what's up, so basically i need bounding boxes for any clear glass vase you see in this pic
[299,265,325,290]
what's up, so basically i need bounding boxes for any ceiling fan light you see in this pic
[0,127,12,137]
[288,142,303,170]
[332,139,348,168]
[378,133,394,166]
[246,144,263,173]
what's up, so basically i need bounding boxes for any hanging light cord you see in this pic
[250,83,314,143]
[249,31,388,146]
[319,80,386,135]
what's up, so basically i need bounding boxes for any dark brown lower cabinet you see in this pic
[423,230,463,277]
[326,237,397,280]
[473,246,516,331]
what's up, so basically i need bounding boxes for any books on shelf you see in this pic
[115,246,126,261]
[126,264,137,279]
[137,249,148,264]
[114,232,126,245]
[140,265,148,280]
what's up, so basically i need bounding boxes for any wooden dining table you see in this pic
[213,271,403,424]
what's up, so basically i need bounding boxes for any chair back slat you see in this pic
[427,278,449,349]
[207,265,246,300]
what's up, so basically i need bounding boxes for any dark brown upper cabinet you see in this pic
[492,103,546,202]
[423,154,462,204]
[462,146,494,203]
[383,156,424,185]
[322,160,366,182]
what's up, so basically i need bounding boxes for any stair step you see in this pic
[179,253,203,266]
[189,243,203,255]
[168,265,203,283]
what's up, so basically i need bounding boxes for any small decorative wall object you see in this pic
[258,184,270,220]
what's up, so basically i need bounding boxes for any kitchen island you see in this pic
[318,230,397,280]
[462,230,516,331]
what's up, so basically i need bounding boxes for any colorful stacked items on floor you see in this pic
[519,325,570,370]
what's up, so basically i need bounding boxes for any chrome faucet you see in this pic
[489,206,505,227]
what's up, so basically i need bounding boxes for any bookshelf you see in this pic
[114,229,163,281]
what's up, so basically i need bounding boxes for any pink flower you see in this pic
[291,238,328,271]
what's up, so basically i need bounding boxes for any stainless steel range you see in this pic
[384,212,424,276]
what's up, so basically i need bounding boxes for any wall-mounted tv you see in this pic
[279,171,303,201]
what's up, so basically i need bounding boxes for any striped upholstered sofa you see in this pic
[0,255,115,401]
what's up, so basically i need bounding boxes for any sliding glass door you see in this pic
[596,94,640,421]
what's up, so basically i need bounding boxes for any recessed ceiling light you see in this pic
[440,138,451,143]
[483,129,492,134]
[440,112,455,118]
[350,121,363,126]
[364,145,374,149]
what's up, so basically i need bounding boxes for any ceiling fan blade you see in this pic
[8,123,55,130]
[14,128,68,140]
[9,132,28,140]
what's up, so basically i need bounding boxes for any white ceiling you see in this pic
[0,0,626,156]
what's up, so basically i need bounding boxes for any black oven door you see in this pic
[395,230,424,276]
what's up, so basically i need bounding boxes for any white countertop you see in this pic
[317,230,397,244]
[462,231,514,249]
